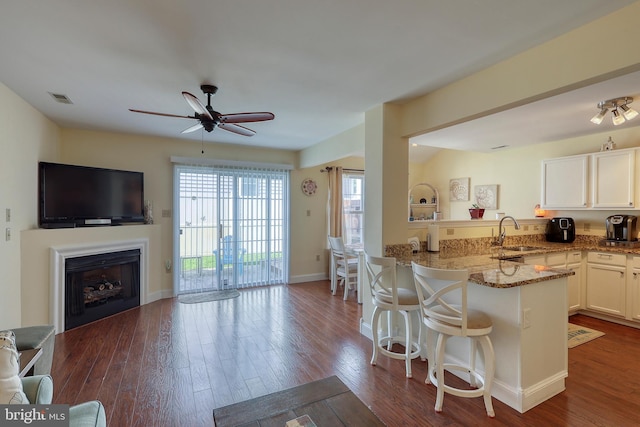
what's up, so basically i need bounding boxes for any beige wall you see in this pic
[0,83,59,329]
[407,126,640,244]
[401,1,640,138]
[290,157,365,280]
[20,225,162,327]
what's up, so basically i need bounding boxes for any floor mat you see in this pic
[178,289,240,304]
[568,323,604,348]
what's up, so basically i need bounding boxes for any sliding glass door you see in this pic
[174,164,289,294]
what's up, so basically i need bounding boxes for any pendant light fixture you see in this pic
[590,96,638,126]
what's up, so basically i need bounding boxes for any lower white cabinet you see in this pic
[524,254,546,266]
[629,256,640,322]
[566,252,584,312]
[586,252,626,318]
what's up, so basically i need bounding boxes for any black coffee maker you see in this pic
[606,215,638,242]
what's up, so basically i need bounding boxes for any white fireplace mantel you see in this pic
[50,238,149,333]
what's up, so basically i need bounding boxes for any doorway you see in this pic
[174,164,289,294]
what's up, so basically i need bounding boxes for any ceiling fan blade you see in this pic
[181,123,204,134]
[219,123,256,137]
[182,91,213,120]
[129,109,193,119]
[220,112,275,123]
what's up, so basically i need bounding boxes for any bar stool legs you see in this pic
[370,306,422,378]
[426,332,495,417]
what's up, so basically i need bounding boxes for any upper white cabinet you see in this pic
[591,149,635,208]
[541,148,638,210]
[541,154,588,208]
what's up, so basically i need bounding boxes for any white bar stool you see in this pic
[365,253,423,378]
[412,262,495,417]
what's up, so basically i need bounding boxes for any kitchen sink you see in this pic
[502,246,540,252]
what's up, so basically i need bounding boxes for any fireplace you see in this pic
[65,249,140,330]
[50,238,149,334]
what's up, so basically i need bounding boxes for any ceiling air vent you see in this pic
[48,92,73,104]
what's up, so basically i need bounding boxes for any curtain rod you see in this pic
[320,167,364,173]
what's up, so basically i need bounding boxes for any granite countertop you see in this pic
[395,251,574,289]
[495,240,640,256]
[388,237,640,289]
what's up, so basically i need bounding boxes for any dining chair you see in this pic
[365,253,423,378]
[411,262,495,417]
[328,236,358,300]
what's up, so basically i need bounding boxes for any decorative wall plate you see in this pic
[301,178,317,196]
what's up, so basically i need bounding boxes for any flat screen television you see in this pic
[39,162,145,228]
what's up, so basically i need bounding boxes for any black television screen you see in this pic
[39,162,144,227]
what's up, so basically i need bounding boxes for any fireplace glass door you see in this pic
[65,249,140,330]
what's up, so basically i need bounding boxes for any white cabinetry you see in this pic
[566,251,584,312]
[541,155,588,209]
[528,251,583,312]
[586,252,626,318]
[591,149,635,208]
[629,256,640,322]
[541,148,638,210]
[523,254,546,266]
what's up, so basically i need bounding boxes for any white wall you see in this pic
[0,83,59,329]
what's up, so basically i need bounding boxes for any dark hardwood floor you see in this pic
[50,281,640,426]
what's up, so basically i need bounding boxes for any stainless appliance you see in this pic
[605,215,638,242]
[545,217,575,243]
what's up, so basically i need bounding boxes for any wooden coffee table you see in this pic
[213,376,385,427]
[18,348,43,378]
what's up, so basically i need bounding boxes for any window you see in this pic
[342,172,364,245]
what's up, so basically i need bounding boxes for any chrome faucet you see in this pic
[495,215,521,246]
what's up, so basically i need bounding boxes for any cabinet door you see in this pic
[567,262,583,312]
[586,263,626,317]
[541,155,588,208]
[630,269,640,321]
[591,149,635,208]
[524,254,546,266]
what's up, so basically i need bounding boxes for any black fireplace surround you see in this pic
[65,249,140,330]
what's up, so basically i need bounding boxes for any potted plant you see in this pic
[469,204,485,219]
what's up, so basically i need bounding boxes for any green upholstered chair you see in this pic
[21,375,106,427]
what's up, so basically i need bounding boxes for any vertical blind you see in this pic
[173,161,290,293]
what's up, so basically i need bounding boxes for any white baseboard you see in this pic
[288,273,328,284]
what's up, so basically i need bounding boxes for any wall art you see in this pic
[474,184,498,209]
[449,177,470,201]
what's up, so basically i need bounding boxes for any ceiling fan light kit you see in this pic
[590,96,638,126]
[129,84,274,137]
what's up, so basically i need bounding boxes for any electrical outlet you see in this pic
[5,228,10,241]
[584,223,591,231]
[446,228,454,236]
[316,254,320,261]
[523,225,529,231]
[307,209,311,217]
[5,208,10,222]
[162,209,171,218]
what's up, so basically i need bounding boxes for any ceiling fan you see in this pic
[129,84,274,137]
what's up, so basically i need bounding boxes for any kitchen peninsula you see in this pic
[389,247,574,413]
